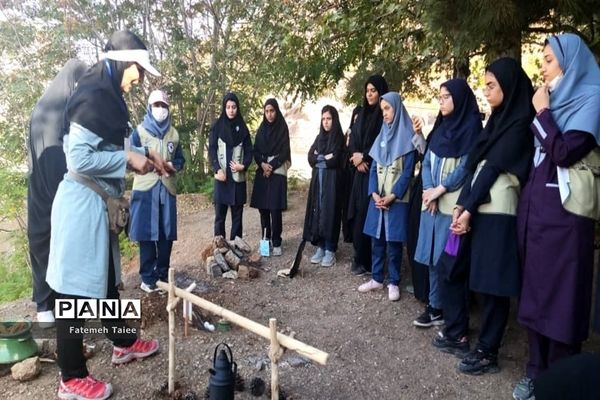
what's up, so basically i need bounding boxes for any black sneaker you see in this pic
[432,331,470,358]
[413,305,444,328]
[458,349,500,375]
[350,262,368,276]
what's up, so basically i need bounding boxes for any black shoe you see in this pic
[350,262,368,276]
[458,348,500,375]
[432,331,470,358]
[413,305,444,328]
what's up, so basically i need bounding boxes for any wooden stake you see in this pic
[269,318,280,400]
[156,281,328,365]
[167,268,175,394]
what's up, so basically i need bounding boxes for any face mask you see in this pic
[152,106,169,122]
[547,72,564,92]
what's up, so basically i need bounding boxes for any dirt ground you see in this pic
[1,188,599,400]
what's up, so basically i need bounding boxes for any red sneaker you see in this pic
[58,375,113,400]
[112,338,159,365]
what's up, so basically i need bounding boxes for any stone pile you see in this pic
[202,236,262,279]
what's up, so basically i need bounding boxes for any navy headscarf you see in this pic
[428,78,482,158]
[212,92,250,146]
[67,31,150,147]
[254,98,290,161]
[141,104,170,139]
[466,58,535,183]
[369,92,416,166]
[546,33,600,144]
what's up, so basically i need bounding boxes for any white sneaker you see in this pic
[358,279,384,293]
[140,282,160,293]
[388,284,400,301]
[37,310,55,328]
[320,251,336,267]
[310,247,325,264]
[272,246,282,256]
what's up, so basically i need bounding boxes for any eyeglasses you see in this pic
[437,94,452,102]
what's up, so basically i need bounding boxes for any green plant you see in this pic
[0,231,32,304]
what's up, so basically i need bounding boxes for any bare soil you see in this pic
[1,188,599,400]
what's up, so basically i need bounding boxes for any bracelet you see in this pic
[144,146,150,158]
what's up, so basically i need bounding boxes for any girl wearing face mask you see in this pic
[208,92,254,240]
[129,90,185,293]
[358,92,417,301]
[451,58,534,376]
[512,34,600,400]
[303,105,345,267]
[412,79,481,329]
[250,98,291,256]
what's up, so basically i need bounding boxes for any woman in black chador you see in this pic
[347,75,389,275]
[250,98,291,255]
[303,105,345,268]
[208,92,253,240]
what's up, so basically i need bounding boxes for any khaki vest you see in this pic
[218,138,245,183]
[268,156,291,177]
[472,160,520,216]
[562,147,600,220]
[132,125,178,195]
[428,156,464,215]
[376,155,410,203]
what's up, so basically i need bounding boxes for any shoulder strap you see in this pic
[68,171,109,203]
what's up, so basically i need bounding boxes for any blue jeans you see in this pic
[139,238,173,285]
[318,239,337,252]
[429,264,441,309]
[371,224,402,286]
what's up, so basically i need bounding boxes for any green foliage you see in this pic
[0,231,32,304]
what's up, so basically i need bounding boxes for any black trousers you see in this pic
[214,203,243,240]
[477,293,510,354]
[259,209,282,247]
[29,235,55,312]
[441,275,470,340]
[56,247,136,381]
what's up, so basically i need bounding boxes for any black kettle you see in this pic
[208,342,237,400]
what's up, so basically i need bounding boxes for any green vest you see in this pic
[218,138,246,182]
[420,156,463,215]
[376,155,410,203]
[472,160,520,216]
[132,125,179,195]
[562,147,600,220]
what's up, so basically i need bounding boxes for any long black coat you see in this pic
[302,135,343,245]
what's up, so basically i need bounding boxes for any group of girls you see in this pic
[208,93,292,257]
[340,33,599,400]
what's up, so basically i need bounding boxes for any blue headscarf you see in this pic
[428,79,482,158]
[369,92,415,165]
[142,103,170,139]
[547,33,600,145]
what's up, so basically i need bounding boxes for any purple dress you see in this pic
[517,109,597,345]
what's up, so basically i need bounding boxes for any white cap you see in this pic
[102,49,160,76]
[148,90,169,106]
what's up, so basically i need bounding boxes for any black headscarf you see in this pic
[348,105,362,131]
[28,59,87,171]
[317,105,345,155]
[466,58,535,183]
[212,92,250,147]
[254,98,290,161]
[67,31,149,147]
[428,78,482,158]
[351,74,389,153]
